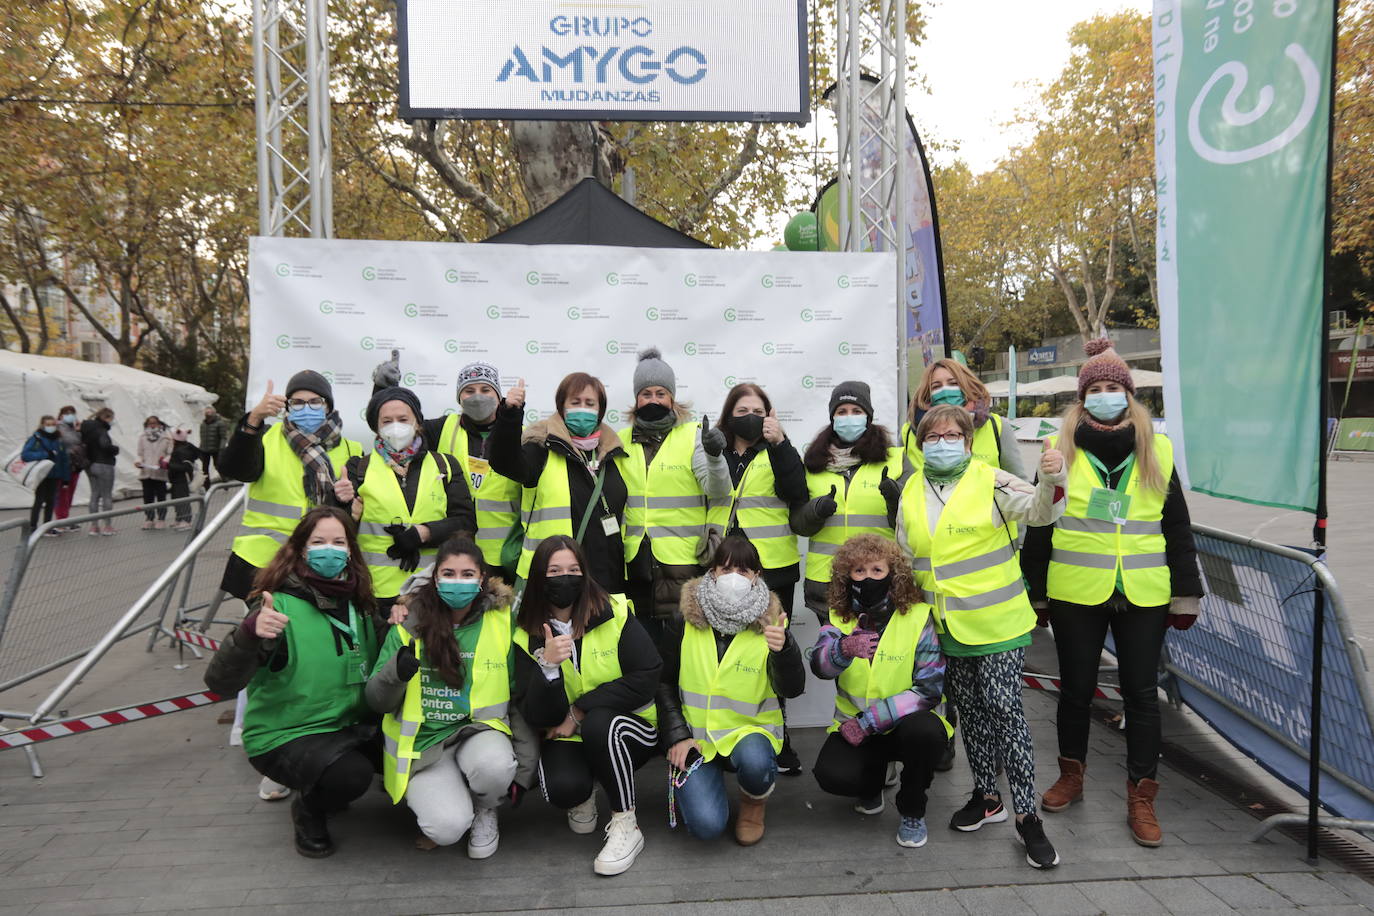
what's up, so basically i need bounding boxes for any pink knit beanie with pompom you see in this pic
[1076,337,1134,400]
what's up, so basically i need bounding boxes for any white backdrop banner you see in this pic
[249,237,897,449]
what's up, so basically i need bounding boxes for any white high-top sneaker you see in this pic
[467,807,499,859]
[567,793,598,835]
[593,809,644,876]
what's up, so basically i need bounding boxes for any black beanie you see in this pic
[366,386,424,432]
[829,380,874,418]
[285,370,334,410]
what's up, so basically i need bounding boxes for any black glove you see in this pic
[372,349,401,389]
[815,484,838,519]
[395,642,420,681]
[385,524,423,573]
[700,414,726,458]
[878,465,901,505]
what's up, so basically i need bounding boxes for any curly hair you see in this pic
[826,533,924,622]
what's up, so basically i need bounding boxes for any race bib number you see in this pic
[467,455,490,492]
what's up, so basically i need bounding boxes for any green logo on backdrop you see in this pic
[444,339,460,353]
[684,342,699,356]
[404,303,419,318]
[723,308,737,322]
[275,334,290,350]
[761,275,775,289]
[525,340,540,354]
[838,341,852,355]
[360,336,376,351]
[801,375,816,389]
[322,371,335,383]
[524,408,540,423]
[606,408,622,424]
[684,273,698,288]
[486,306,500,319]
[274,263,289,277]
[525,271,540,286]
[444,269,459,283]
[723,375,737,387]
[403,372,418,386]
[362,266,377,281]
[605,272,620,286]
[837,275,851,289]
[761,342,777,355]
[566,306,582,320]
[800,308,814,322]
[606,340,621,354]
[319,300,334,314]
[645,307,660,321]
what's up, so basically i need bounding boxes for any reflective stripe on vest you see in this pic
[618,424,705,565]
[230,425,361,568]
[704,453,797,569]
[828,605,952,738]
[678,624,782,761]
[804,446,902,583]
[380,610,513,803]
[1047,433,1173,608]
[356,451,449,598]
[899,461,1035,646]
[517,452,576,578]
[438,414,521,567]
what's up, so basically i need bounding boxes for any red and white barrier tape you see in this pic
[0,691,226,750]
[174,628,222,652]
[1023,671,1124,701]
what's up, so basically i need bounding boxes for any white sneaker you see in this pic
[593,810,644,876]
[257,776,291,801]
[885,761,902,787]
[567,793,598,835]
[467,807,499,859]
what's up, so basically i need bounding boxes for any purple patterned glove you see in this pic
[839,631,879,660]
[839,715,871,746]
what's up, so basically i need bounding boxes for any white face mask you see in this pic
[379,422,416,452]
[715,572,754,603]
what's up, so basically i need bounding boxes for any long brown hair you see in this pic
[826,533,923,622]
[803,421,894,473]
[1058,395,1166,493]
[405,538,489,689]
[251,506,376,617]
[516,535,609,639]
[909,358,990,416]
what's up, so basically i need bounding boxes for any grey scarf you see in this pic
[695,573,770,635]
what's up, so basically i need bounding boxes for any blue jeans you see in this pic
[675,732,777,840]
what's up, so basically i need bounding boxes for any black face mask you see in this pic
[728,413,765,442]
[850,574,892,609]
[544,573,584,609]
[636,402,671,422]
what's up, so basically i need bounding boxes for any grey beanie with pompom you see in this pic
[632,346,676,397]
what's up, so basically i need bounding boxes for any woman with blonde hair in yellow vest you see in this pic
[793,381,904,624]
[1020,338,1202,848]
[808,534,949,851]
[895,404,1067,869]
[335,387,476,616]
[365,537,537,858]
[656,536,804,845]
[901,358,1026,480]
[513,535,662,876]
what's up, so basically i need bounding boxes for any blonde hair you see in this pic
[1059,395,1166,493]
[911,359,990,416]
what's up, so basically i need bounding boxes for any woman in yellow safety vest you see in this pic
[793,381,904,624]
[489,372,630,591]
[895,404,1067,869]
[512,535,662,877]
[901,358,1025,480]
[656,536,804,846]
[808,533,949,851]
[204,506,381,859]
[619,347,732,645]
[334,387,476,613]
[1019,338,1202,848]
[365,537,536,857]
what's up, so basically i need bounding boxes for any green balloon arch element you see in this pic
[784,211,819,251]
[950,350,969,366]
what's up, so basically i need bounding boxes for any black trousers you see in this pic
[538,708,658,813]
[141,479,169,520]
[169,473,192,521]
[1049,596,1169,782]
[30,477,59,529]
[250,727,381,815]
[813,710,948,817]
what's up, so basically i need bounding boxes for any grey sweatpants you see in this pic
[406,729,516,846]
[87,463,115,515]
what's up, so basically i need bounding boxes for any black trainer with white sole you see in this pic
[948,791,1009,832]
[1015,813,1061,869]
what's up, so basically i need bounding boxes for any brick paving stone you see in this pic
[1014,882,1102,916]
[951,885,1024,915]
[1139,877,1237,914]
[1259,872,1361,906]
[1077,879,1171,914]
[1197,875,1300,909]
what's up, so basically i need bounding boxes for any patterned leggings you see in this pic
[944,647,1037,815]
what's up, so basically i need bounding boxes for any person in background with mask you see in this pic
[167,426,201,530]
[80,407,119,536]
[53,405,87,531]
[335,387,476,614]
[21,415,71,535]
[896,404,1067,869]
[619,347,731,646]
[791,381,904,624]
[135,416,173,530]
[656,536,804,846]
[200,405,231,487]
[902,359,1025,480]
[808,534,949,851]
[1021,338,1202,848]
[366,537,536,857]
[489,372,630,591]
[513,536,661,877]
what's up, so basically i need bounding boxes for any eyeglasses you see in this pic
[922,432,965,444]
[288,398,327,410]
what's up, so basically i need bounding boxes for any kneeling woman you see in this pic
[205,507,382,858]
[366,537,536,857]
[657,536,805,845]
[514,535,662,876]
[809,534,950,850]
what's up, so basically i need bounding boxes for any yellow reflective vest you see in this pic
[705,452,798,570]
[804,446,903,584]
[828,606,951,737]
[619,423,706,566]
[517,451,575,579]
[678,624,782,761]
[901,414,1005,478]
[356,451,454,599]
[436,414,520,569]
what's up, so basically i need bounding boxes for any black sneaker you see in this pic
[949,791,1009,832]
[936,735,956,772]
[776,733,803,776]
[1015,813,1060,869]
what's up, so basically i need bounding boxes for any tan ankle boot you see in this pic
[1041,756,1085,812]
[1127,778,1163,847]
[735,790,768,846]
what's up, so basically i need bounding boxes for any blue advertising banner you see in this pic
[1027,346,1058,366]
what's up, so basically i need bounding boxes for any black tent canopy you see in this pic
[484,177,711,249]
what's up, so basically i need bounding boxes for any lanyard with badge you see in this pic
[322,602,369,685]
[1083,452,1134,526]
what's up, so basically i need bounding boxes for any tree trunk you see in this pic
[509,121,600,212]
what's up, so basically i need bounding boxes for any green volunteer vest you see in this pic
[241,591,379,757]
[828,605,951,737]
[379,609,513,803]
[679,623,782,761]
[356,451,451,599]
[705,452,799,570]
[437,414,521,569]
[618,423,706,566]
[1047,433,1174,608]
[231,424,362,568]
[804,446,903,584]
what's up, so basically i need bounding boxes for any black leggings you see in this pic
[30,477,59,529]
[1049,597,1169,782]
[142,479,169,520]
[813,711,948,818]
[538,707,658,813]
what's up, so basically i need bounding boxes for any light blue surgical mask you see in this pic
[832,414,869,443]
[306,545,348,578]
[290,404,327,434]
[922,439,969,474]
[1084,391,1129,422]
[437,579,481,609]
[930,386,965,407]
[564,408,599,438]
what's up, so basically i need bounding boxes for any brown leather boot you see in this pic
[1040,756,1085,812]
[1127,778,1163,847]
[735,790,768,846]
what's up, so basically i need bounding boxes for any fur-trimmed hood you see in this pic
[679,575,784,634]
[521,412,624,461]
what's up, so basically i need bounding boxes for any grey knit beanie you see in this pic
[632,347,676,396]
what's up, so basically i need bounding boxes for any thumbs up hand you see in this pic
[542,622,574,666]
[700,413,726,457]
[249,380,286,426]
[1039,439,1065,477]
[815,484,838,519]
[763,610,788,653]
[506,378,527,410]
[372,349,402,389]
[878,464,902,504]
[762,408,784,445]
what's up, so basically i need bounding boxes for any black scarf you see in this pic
[1074,421,1135,470]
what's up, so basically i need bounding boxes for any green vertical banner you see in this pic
[1154,0,1334,511]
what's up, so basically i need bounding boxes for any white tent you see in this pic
[0,352,218,510]
[990,369,1165,399]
